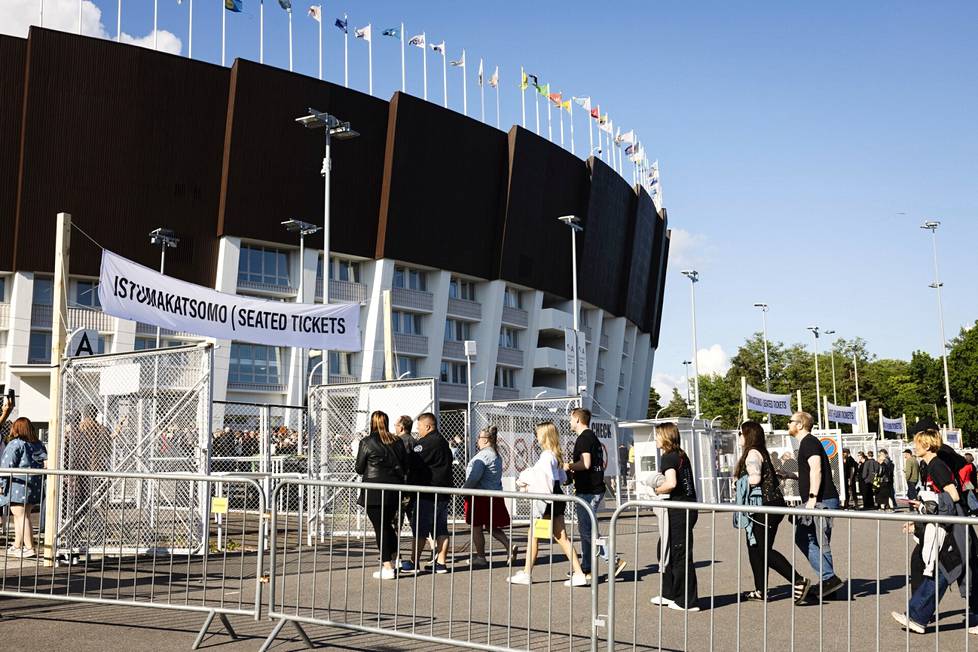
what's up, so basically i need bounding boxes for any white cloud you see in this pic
[667,228,709,271]
[696,343,730,376]
[652,343,730,406]
[0,0,182,55]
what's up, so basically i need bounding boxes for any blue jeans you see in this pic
[906,483,919,501]
[794,497,839,581]
[575,492,608,573]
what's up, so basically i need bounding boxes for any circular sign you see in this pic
[819,436,838,460]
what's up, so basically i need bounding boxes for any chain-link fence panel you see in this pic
[470,397,581,521]
[58,344,212,554]
[439,408,469,521]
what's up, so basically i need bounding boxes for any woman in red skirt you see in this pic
[463,426,517,568]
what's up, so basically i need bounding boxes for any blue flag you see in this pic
[382,26,400,38]
[334,17,348,33]
[225,0,242,12]
[277,0,292,10]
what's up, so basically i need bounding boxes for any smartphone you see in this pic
[7,388,14,409]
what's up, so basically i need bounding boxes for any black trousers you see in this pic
[366,503,400,564]
[662,509,699,608]
[860,481,876,510]
[876,483,895,509]
[745,513,801,594]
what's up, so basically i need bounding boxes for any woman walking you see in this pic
[355,410,408,580]
[876,450,896,511]
[508,421,587,586]
[463,426,516,568]
[648,422,700,611]
[734,421,810,602]
[0,415,48,558]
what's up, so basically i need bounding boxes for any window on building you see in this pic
[444,319,471,342]
[328,351,356,376]
[28,331,52,364]
[395,356,419,378]
[33,278,53,306]
[392,310,422,335]
[229,342,282,386]
[334,258,361,283]
[495,367,516,389]
[448,277,476,301]
[503,287,522,309]
[75,280,101,308]
[440,361,468,385]
[238,244,290,288]
[499,327,520,349]
[134,337,155,351]
[0,277,7,303]
[393,266,427,291]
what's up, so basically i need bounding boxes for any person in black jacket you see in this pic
[356,410,408,580]
[403,412,453,574]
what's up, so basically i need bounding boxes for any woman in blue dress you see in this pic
[0,415,48,558]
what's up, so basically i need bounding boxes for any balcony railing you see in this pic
[227,381,288,393]
[393,333,428,356]
[492,387,520,400]
[501,306,528,328]
[496,347,524,367]
[31,304,116,332]
[447,298,482,321]
[533,347,565,371]
[600,334,609,350]
[439,383,468,402]
[135,322,201,338]
[595,366,606,384]
[442,340,466,360]
[236,279,298,296]
[583,325,593,342]
[619,372,626,388]
[0,303,9,329]
[316,279,368,304]
[391,287,434,312]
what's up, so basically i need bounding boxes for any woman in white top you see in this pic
[508,421,588,586]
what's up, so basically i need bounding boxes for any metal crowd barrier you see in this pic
[0,468,267,650]
[260,478,601,651]
[605,499,978,651]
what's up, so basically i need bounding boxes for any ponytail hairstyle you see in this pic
[480,426,499,453]
[370,411,396,445]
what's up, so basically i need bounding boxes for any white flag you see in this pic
[477,58,483,86]
[408,33,425,48]
[431,41,445,53]
[619,129,635,145]
[489,66,499,88]
[450,51,465,67]
[307,5,321,22]
[573,96,591,111]
[355,24,372,42]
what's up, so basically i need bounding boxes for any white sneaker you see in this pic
[891,611,925,634]
[563,573,588,587]
[19,548,35,559]
[372,567,396,580]
[969,624,978,636]
[667,601,700,612]
[649,595,675,606]
[507,570,532,585]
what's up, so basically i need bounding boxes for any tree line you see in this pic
[648,320,978,446]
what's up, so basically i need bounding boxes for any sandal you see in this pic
[744,590,764,601]
[793,578,812,605]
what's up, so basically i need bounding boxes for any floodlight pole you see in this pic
[753,303,771,393]
[808,326,823,430]
[922,220,953,429]
[149,228,179,348]
[681,270,701,420]
[558,215,583,396]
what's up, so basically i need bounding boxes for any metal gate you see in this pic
[57,343,213,553]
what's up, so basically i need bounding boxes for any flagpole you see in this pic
[400,23,405,92]
[546,97,552,142]
[495,72,500,129]
[221,0,226,66]
[77,0,82,35]
[534,92,539,135]
[569,106,575,154]
[343,13,349,87]
[188,0,193,59]
[288,9,293,72]
[318,10,322,80]
[39,0,43,27]
[479,59,485,123]
[520,66,526,128]
[259,0,263,63]
[422,33,427,100]
[558,102,564,148]
[441,45,448,108]
[368,29,373,95]
[154,0,158,50]
[587,109,594,155]
[116,0,121,42]
[461,50,467,116]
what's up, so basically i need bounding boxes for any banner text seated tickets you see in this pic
[745,384,794,416]
[98,250,361,351]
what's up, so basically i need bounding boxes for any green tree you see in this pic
[697,373,742,428]
[646,386,663,418]
[949,321,978,445]
[661,387,691,418]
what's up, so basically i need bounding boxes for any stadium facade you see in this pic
[0,28,670,431]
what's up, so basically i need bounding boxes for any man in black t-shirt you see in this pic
[564,408,626,580]
[789,411,845,603]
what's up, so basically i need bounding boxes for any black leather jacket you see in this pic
[356,432,408,505]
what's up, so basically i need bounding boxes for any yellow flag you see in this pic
[520,71,528,91]
[561,100,571,113]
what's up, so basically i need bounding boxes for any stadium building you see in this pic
[0,28,670,432]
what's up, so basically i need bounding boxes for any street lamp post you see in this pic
[148,228,179,348]
[296,108,359,386]
[807,326,823,429]
[752,303,771,393]
[283,219,323,401]
[921,220,954,429]
[558,215,583,396]
[464,340,477,438]
[681,270,701,419]
[681,360,692,406]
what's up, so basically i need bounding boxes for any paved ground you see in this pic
[1,507,975,651]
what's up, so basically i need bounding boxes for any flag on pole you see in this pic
[536,83,550,96]
[599,113,608,125]
[408,33,425,47]
[489,66,499,88]
[307,5,321,21]
[382,26,399,38]
[277,0,291,9]
[548,91,562,105]
[519,71,529,90]
[526,73,539,87]
[450,51,465,67]
[619,129,635,145]
[355,24,371,41]
[431,41,445,53]
[573,96,591,111]
[590,107,599,120]
[225,0,242,12]
[334,16,348,33]
[477,59,483,86]
[561,99,571,112]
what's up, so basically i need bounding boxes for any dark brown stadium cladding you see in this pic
[2,27,669,346]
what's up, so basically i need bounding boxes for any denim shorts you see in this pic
[409,497,450,539]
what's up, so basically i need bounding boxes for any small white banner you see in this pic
[826,401,859,425]
[745,384,794,416]
[98,250,360,350]
[881,415,905,434]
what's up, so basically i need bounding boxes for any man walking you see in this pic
[564,408,626,581]
[861,450,879,511]
[403,412,453,574]
[903,448,919,502]
[842,448,858,509]
[789,411,845,603]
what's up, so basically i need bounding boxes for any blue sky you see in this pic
[4,1,977,400]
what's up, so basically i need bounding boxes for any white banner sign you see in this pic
[826,401,859,425]
[881,415,905,434]
[564,328,586,396]
[745,384,794,416]
[591,418,619,477]
[98,250,360,350]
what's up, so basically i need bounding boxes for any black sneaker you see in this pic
[819,575,845,599]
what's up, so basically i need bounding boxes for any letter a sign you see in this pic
[65,328,100,358]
